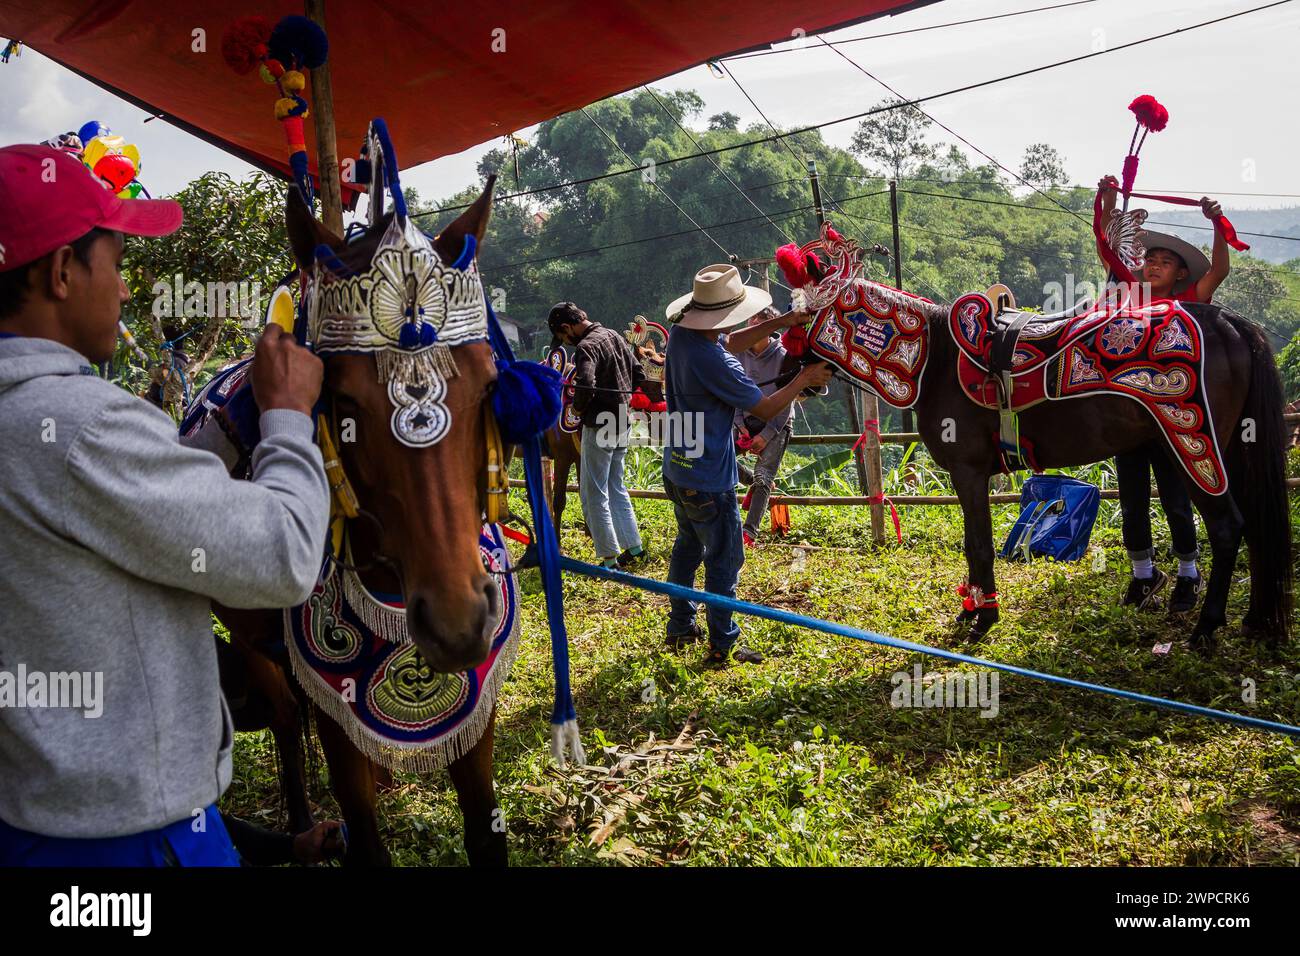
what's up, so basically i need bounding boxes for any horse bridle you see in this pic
[303,118,512,583]
[314,379,509,576]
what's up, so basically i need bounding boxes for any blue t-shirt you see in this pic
[662,326,763,492]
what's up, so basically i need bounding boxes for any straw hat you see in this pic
[1139,229,1210,292]
[666,263,772,331]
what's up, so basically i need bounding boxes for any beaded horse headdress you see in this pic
[304,118,490,447]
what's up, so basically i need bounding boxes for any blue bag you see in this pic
[999,474,1100,562]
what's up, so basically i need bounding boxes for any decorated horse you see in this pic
[543,315,669,529]
[775,219,1292,648]
[183,118,565,865]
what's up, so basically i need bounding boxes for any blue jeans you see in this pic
[663,475,745,652]
[580,421,642,560]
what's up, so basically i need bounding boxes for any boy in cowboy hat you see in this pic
[1098,176,1231,612]
[662,264,833,665]
[0,144,328,865]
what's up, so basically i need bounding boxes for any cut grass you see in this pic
[223,492,1300,866]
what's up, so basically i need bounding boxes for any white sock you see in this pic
[1178,559,1198,578]
[1131,556,1154,579]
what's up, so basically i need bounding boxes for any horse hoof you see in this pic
[955,608,978,626]
[1189,631,1217,657]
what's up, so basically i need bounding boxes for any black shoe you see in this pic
[703,645,764,667]
[666,624,703,650]
[1121,567,1168,610]
[616,547,645,569]
[1169,573,1204,614]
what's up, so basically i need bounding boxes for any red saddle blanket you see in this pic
[949,290,1227,496]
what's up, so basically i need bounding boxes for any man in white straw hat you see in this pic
[661,263,833,666]
[1098,176,1232,614]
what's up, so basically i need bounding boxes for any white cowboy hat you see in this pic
[1138,229,1211,292]
[666,263,772,331]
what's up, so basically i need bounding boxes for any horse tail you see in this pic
[1222,309,1292,641]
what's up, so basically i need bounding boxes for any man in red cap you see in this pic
[0,145,330,865]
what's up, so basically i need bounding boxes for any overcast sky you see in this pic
[3,0,1297,213]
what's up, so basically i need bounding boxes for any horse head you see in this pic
[284,124,503,674]
[775,223,945,408]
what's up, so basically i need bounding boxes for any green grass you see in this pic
[224,468,1300,867]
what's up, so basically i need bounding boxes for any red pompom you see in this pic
[775,243,810,288]
[222,16,273,74]
[629,390,652,411]
[782,324,810,358]
[647,400,667,413]
[825,225,843,242]
[1128,94,1169,133]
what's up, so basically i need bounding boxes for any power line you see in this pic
[723,0,1100,60]
[579,106,735,263]
[430,1,1291,215]
[643,86,798,245]
[809,33,1086,224]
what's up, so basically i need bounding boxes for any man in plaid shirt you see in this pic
[549,302,646,568]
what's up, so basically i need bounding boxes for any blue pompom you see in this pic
[492,360,562,445]
[78,120,108,145]
[269,14,329,70]
[398,324,421,350]
[419,323,437,347]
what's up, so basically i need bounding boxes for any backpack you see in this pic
[999,474,1100,562]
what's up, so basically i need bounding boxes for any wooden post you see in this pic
[808,160,883,543]
[306,0,343,236]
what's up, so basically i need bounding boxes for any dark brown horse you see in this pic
[216,180,508,866]
[780,228,1292,649]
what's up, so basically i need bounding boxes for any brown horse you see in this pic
[216,179,509,866]
[780,228,1292,649]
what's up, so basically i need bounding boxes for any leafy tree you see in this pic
[1019,143,1068,189]
[849,97,938,182]
[708,111,740,131]
[116,171,291,395]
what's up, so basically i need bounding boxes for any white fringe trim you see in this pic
[375,344,458,389]
[341,567,411,645]
[284,591,520,774]
[550,719,586,768]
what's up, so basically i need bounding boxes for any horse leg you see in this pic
[952,464,1000,637]
[242,646,315,834]
[1186,488,1245,652]
[447,708,506,867]
[313,705,390,866]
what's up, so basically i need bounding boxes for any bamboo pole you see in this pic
[305,0,343,236]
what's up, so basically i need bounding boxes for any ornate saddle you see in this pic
[949,288,1227,495]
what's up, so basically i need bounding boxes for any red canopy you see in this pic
[0,1,935,179]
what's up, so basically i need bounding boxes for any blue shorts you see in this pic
[0,804,241,867]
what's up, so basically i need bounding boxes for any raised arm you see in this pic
[1195,196,1231,303]
[725,309,804,354]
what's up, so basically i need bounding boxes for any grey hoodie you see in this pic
[0,337,329,838]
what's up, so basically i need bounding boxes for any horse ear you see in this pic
[285,186,344,269]
[434,175,495,265]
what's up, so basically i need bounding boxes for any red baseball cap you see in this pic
[0,143,182,273]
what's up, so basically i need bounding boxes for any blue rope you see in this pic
[559,557,1300,740]
[484,297,575,728]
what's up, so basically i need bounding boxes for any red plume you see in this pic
[781,324,810,358]
[629,389,652,411]
[825,225,843,242]
[1128,94,1169,133]
[775,243,810,288]
[222,16,273,75]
